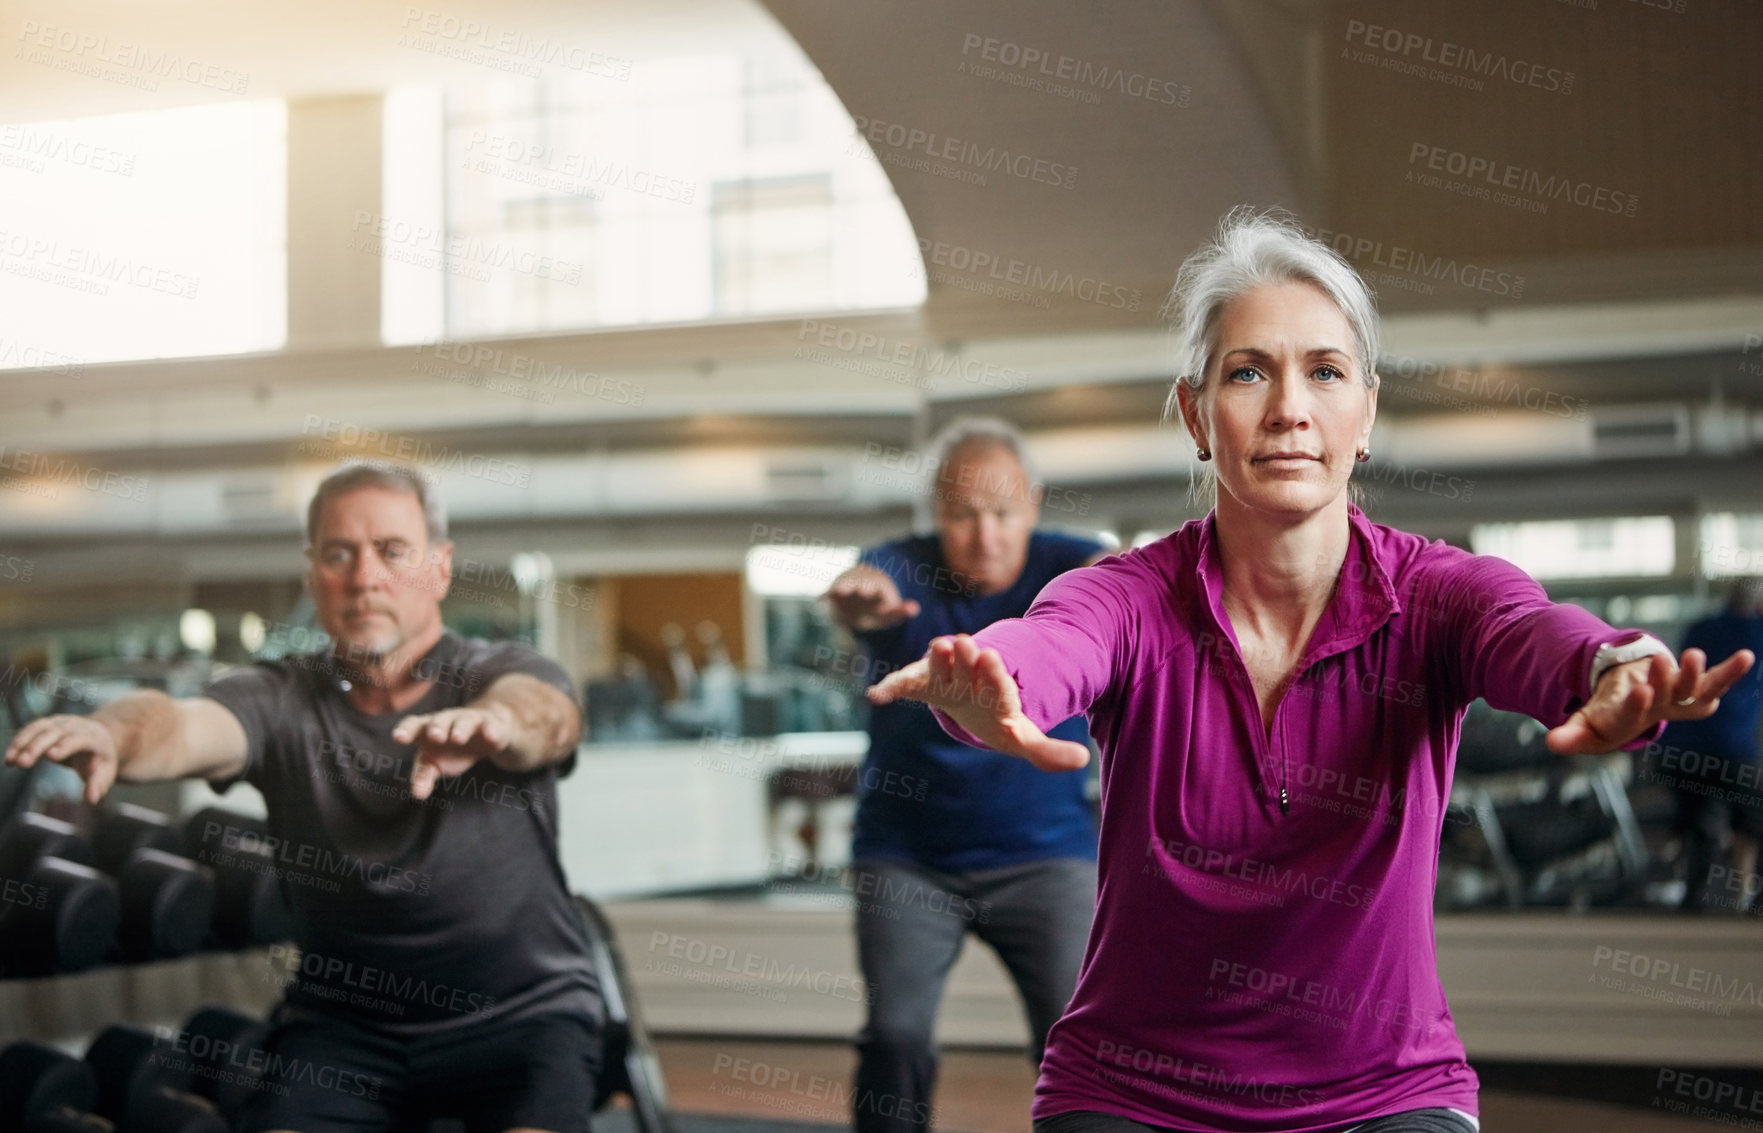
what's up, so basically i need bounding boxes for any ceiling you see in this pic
[4,0,1758,342]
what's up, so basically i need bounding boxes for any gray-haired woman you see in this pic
[871,207,1753,1133]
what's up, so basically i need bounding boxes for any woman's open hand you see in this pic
[1546,647,1755,754]
[867,634,1091,772]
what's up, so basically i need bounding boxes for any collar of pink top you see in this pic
[1191,502,1404,673]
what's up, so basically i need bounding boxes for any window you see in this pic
[1700,512,1763,577]
[0,101,287,368]
[713,176,833,315]
[1469,517,1675,579]
[382,36,922,342]
[745,542,858,598]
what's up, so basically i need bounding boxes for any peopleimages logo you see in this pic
[850,115,1078,190]
[0,446,147,502]
[1342,20,1576,95]
[915,238,1141,311]
[1406,142,1639,216]
[15,21,250,93]
[957,33,1191,107]
[794,321,1027,393]
[266,944,499,1017]
[1310,226,1525,299]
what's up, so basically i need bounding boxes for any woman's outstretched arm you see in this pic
[867,562,1134,770]
[1439,550,1753,753]
[868,634,1092,771]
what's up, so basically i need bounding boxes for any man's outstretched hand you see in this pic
[3,715,120,804]
[393,704,516,800]
[868,634,1089,772]
[825,566,921,632]
[1547,646,1755,754]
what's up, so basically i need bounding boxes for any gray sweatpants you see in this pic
[851,856,1098,1133]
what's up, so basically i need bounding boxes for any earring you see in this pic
[1197,448,1211,462]
[1355,449,1371,462]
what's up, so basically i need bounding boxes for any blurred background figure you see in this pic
[1657,576,1763,912]
[823,416,1107,1133]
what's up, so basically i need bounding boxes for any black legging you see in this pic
[1035,1106,1477,1133]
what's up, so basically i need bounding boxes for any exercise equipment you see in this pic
[0,856,121,976]
[0,813,95,876]
[115,851,214,962]
[0,1040,97,1127]
[576,893,676,1133]
[0,813,120,976]
[182,809,294,948]
[85,804,217,961]
[85,1024,227,1133]
[91,805,181,879]
[180,1007,271,1123]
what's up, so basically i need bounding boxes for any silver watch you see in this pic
[1589,634,1674,694]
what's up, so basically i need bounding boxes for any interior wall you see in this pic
[609,571,748,698]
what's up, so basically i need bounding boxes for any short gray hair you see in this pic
[926,415,1039,485]
[1160,206,1381,508]
[305,463,448,549]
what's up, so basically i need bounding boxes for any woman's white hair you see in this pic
[1160,206,1382,508]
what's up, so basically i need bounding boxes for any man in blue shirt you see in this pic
[1657,577,1763,912]
[825,417,1106,1133]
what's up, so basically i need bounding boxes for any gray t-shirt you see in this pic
[202,629,600,1035]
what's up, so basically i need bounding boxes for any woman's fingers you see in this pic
[866,635,1078,770]
[974,647,1020,718]
[1671,648,1705,706]
[1694,648,1755,705]
[948,634,980,700]
[867,658,930,705]
[927,635,957,699]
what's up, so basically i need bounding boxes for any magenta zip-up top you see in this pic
[932,504,1664,1133]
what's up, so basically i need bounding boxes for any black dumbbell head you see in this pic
[0,813,93,880]
[180,807,268,860]
[84,1024,190,1123]
[207,846,295,949]
[0,1040,98,1123]
[91,804,179,879]
[117,850,215,961]
[0,858,120,976]
[181,1006,270,1119]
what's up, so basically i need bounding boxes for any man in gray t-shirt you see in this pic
[5,463,601,1133]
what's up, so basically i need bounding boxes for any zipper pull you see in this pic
[1279,787,1290,815]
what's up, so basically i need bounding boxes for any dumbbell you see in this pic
[0,1009,271,1133]
[0,1040,97,1129]
[179,1006,272,1123]
[115,850,215,962]
[91,805,182,878]
[1,812,95,874]
[182,809,295,948]
[0,814,120,976]
[91,805,216,962]
[85,1024,228,1133]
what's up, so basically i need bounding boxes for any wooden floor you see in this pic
[649,1038,1728,1133]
